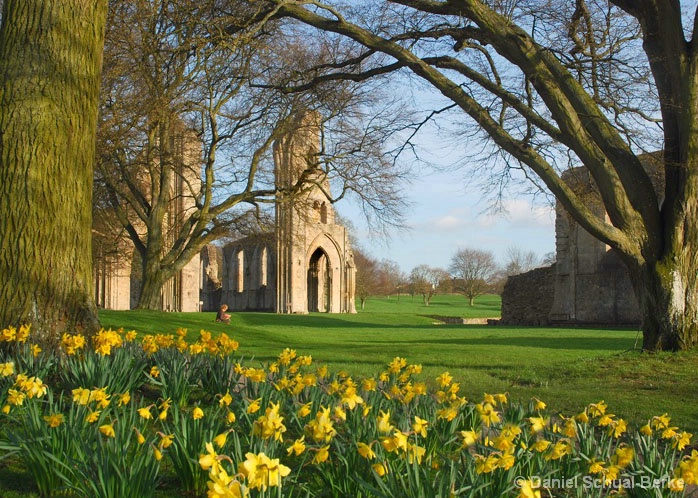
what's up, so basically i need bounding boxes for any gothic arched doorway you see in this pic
[307,248,331,312]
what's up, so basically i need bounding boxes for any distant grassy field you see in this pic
[99,293,698,432]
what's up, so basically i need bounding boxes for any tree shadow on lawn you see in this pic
[397,334,637,351]
[260,326,635,354]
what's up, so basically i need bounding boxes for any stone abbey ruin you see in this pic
[93,113,356,314]
[501,153,663,326]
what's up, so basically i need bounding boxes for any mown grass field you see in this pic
[98,294,698,432]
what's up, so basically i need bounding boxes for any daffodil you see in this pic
[532,397,546,410]
[297,402,312,418]
[435,371,453,387]
[475,454,499,474]
[99,423,116,438]
[246,398,261,414]
[406,443,426,464]
[530,439,550,453]
[376,410,393,434]
[587,400,607,417]
[381,430,408,453]
[85,410,101,423]
[517,479,541,498]
[192,407,204,420]
[675,450,698,485]
[219,391,233,407]
[668,478,685,492]
[528,416,548,434]
[43,413,64,428]
[460,429,479,448]
[226,410,236,424]
[673,431,693,450]
[612,445,634,468]
[589,459,605,474]
[340,386,364,409]
[116,391,130,406]
[476,402,500,427]
[412,416,428,437]
[199,442,221,473]
[0,362,15,377]
[372,462,388,477]
[252,402,286,441]
[312,445,330,464]
[286,437,306,456]
[207,467,249,498]
[238,452,291,491]
[362,378,377,391]
[304,406,337,443]
[388,356,407,373]
[610,418,627,438]
[7,389,25,406]
[495,451,515,470]
[545,439,572,460]
[159,433,174,449]
[138,406,153,420]
[214,431,230,449]
[357,442,376,460]
[651,413,671,430]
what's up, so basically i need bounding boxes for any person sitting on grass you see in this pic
[216,304,231,324]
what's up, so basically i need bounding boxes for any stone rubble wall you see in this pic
[499,265,555,326]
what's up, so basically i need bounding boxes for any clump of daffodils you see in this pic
[1,325,695,498]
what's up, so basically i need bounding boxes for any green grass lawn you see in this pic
[98,294,698,433]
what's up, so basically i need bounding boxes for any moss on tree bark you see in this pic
[0,0,108,340]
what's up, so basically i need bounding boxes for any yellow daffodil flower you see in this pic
[412,416,429,438]
[238,452,291,490]
[286,437,306,456]
[312,445,330,464]
[357,442,376,460]
[43,413,64,428]
[99,423,116,438]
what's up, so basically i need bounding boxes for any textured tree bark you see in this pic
[0,0,108,340]
[137,263,167,310]
[631,257,698,351]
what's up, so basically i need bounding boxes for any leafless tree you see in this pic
[95,0,409,309]
[450,248,498,306]
[504,246,541,277]
[375,259,406,297]
[353,248,379,309]
[409,264,447,306]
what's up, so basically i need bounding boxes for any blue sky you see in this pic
[337,168,556,274]
[332,76,559,274]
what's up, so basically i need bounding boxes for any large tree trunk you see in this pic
[0,0,107,340]
[632,257,698,351]
[137,263,167,310]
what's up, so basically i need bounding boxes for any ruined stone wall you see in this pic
[200,245,223,312]
[220,236,277,312]
[502,154,661,326]
[500,265,555,326]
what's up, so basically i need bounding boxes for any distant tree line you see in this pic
[353,245,555,308]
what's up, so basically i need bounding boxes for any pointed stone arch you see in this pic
[306,233,344,313]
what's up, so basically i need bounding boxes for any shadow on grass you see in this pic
[0,460,38,497]
[400,335,637,350]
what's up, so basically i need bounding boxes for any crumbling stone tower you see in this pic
[273,112,356,314]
